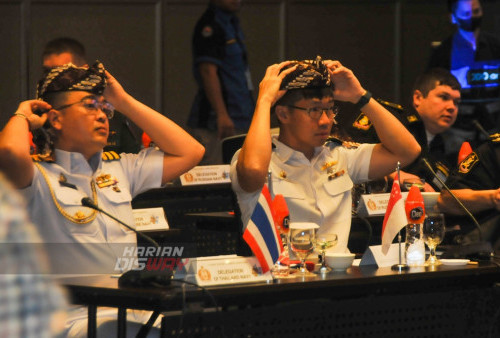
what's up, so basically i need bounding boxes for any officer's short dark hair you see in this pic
[42,37,87,63]
[412,68,461,97]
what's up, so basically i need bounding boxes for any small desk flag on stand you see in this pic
[381,175,407,255]
[243,184,284,273]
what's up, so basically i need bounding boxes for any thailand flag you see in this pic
[243,185,284,273]
[381,175,407,255]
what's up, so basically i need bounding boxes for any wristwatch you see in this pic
[354,90,372,110]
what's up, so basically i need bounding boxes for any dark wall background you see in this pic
[1,0,499,129]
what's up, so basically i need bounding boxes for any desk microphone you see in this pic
[81,197,160,248]
[421,158,492,260]
[81,197,173,293]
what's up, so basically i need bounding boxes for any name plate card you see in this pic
[180,165,231,186]
[132,207,169,231]
[360,244,403,267]
[179,255,272,286]
[358,192,410,216]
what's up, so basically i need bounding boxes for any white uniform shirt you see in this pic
[20,147,164,274]
[230,137,375,252]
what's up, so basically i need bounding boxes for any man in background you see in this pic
[339,69,461,192]
[428,0,500,154]
[188,0,255,164]
[42,37,143,154]
[390,68,461,191]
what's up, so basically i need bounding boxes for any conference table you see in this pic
[60,259,500,338]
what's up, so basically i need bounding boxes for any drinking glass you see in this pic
[423,213,446,266]
[316,233,338,273]
[289,224,317,276]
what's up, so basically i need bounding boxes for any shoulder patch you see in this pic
[201,25,213,38]
[376,98,403,111]
[352,113,372,130]
[458,152,479,174]
[102,151,120,161]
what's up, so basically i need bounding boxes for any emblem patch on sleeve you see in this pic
[458,152,479,174]
[352,113,372,130]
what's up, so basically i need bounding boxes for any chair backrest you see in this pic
[221,134,247,164]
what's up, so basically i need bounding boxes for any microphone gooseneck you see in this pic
[421,158,483,242]
[472,119,491,139]
[81,197,160,248]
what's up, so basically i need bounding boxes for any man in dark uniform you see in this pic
[42,37,143,154]
[188,0,255,164]
[339,68,461,192]
[438,134,500,251]
[396,69,461,191]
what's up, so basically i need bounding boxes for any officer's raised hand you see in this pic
[324,60,365,104]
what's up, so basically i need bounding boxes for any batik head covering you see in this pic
[36,61,106,100]
[280,56,332,90]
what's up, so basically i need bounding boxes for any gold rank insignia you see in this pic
[490,133,500,142]
[328,169,345,180]
[321,161,337,171]
[102,151,120,161]
[96,173,118,188]
[279,170,287,179]
[458,152,479,174]
[352,113,372,130]
[407,115,418,123]
[58,172,77,190]
[59,173,67,183]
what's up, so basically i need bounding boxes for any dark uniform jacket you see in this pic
[444,136,500,249]
[188,4,254,132]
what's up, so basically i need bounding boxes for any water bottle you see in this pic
[404,185,426,266]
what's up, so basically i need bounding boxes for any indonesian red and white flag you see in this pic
[381,176,407,255]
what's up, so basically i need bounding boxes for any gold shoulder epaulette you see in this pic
[376,98,404,111]
[407,114,419,123]
[489,133,500,143]
[102,151,120,161]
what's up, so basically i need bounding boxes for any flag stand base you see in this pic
[391,263,409,272]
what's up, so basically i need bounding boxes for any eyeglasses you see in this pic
[54,96,114,119]
[288,105,339,120]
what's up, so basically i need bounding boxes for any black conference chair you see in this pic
[221,133,246,164]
